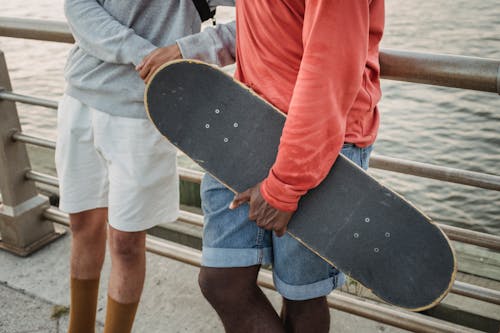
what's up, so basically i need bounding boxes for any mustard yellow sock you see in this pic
[68,277,100,333]
[103,295,139,333]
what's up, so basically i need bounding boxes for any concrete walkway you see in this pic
[0,228,411,333]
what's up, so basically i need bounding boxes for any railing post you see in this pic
[0,50,64,256]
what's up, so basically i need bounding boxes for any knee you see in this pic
[108,230,145,263]
[198,268,224,303]
[70,209,107,240]
[198,267,259,305]
[283,296,329,316]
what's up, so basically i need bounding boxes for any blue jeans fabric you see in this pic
[201,144,373,300]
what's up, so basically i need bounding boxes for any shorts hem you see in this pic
[108,210,179,232]
[59,199,108,214]
[273,271,346,301]
[201,246,272,267]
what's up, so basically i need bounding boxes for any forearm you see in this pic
[176,21,236,66]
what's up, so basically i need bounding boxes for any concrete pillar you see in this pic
[0,50,64,256]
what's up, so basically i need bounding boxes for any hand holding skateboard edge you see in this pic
[230,182,294,237]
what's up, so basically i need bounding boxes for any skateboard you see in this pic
[145,60,457,311]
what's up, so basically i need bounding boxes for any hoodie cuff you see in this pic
[176,33,213,62]
[260,171,303,212]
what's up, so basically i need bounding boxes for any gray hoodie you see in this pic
[64,0,236,118]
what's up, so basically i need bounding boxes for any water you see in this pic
[0,0,499,235]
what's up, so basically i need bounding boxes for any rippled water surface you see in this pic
[1,0,499,234]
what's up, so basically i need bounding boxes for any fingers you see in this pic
[137,52,155,81]
[273,219,288,237]
[255,208,275,228]
[136,52,152,72]
[136,54,152,81]
[229,190,251,210]
[227,182,291,237]
[139,65,151,81]
[138,60,158,83]
[135,60,145,71]
[258,214,288,237]
[136,45,183,83]
[144,67,156,84]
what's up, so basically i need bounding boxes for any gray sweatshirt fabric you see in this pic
[64,0,236,119]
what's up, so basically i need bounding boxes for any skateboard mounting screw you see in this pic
[233,122,239,128]
[215,109,220,114]
[224,138,229,143]
[353,233,359,239]
[374,248,380,253]
[365,217,370,223]
[385,232,391,238]
[205,124,210,129]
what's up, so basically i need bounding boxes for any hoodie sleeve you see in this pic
[176,21,236,66]
[260,0,370,211]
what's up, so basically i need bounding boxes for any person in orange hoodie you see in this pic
[198,1,385,332]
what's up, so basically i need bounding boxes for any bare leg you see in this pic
[199,266,285,333]
[103,226,146,333]
[68,208,108,333]
[107,226,146,303]
[281,296,330,333]
[70,208,108,279]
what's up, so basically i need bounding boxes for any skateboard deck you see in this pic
[145,60,457,311]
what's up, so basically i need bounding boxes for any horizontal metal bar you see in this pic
[172,203,500,252]
[12,132,56,149]
[43,207,68,226]
[0,18,499,95]
[13,129,500,191]
[43,206,500,310]
[150,236,480,333]
[27,168,500,251]
[380,49,500,95]
[439,224,500,251]
[42,206,480,333]
[370,154,500,191]
[178,167,203,184]
[324,293,483,333]
[453,281,500,306]
[178,210,204,228]
[176,212,500,305]
[0,90,58,109]
[11,131,500,192]
[0,17,74,43]
[183,155,500,192]
[26,166,195,188]
[25,170,58,187]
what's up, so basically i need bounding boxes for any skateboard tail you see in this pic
[289,226,457,311]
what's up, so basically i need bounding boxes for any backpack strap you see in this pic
[192,0,216,22]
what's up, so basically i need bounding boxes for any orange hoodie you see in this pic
[235,0,385,212]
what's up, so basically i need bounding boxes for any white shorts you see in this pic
[55,94,179,231]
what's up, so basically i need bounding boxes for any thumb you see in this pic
[229,190,251,209]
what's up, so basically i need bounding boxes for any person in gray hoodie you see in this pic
[57,1,235,332]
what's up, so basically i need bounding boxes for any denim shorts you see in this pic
[201,144,373,300]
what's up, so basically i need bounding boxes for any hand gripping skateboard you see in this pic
[145,60,457,311]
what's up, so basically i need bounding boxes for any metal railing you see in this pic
[43,207,483,333]
[1,16,500,333]
[0,17,499,95]
[10,134,499,252]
